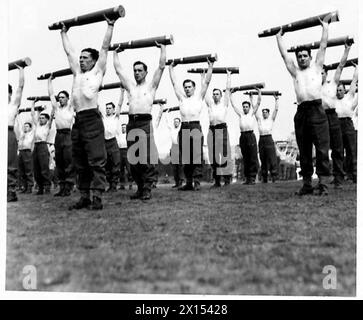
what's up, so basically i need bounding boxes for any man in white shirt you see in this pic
[31,100,54,195]
[48,77,75,197]
[206,71,232,187]
[18,122,34,193]
[230,89,261,185]
[255,94,279,183]
[113,43,166,200]
[276,19,331,195]
[166,114,183,188]
[61,16,118,210]
[169,59,214,191]
[321,42,351,188]
[103,102,121,192]
[335,65,358,183]
[8,66,24,202]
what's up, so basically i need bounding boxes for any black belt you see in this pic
[298,99,322,110]
[8,126,14,131]
[19,149,31,152]
[34,141,48,145]
[57,128,71,133]
[260,134,272,137]
[128,114,152,122]
[339,117,352,121]
[241,130,253,134]
[325,108,337,115]
[182,120,200,124]
[210,122,227,129]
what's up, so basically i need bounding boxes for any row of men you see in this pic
[8,16,358,209]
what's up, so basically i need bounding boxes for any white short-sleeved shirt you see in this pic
[18,130,34,150]
[103,115,119,140]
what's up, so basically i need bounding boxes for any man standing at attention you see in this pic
[169,59,214,191]
[60,15,119,210]
[113,43,166,200]
[276,18,331,195]
[8,66,25,202]
[230,89,261,185]
[48,76,75,197]
[321,42,352,188]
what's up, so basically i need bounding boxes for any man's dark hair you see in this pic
[174,117,181,122]
[262,108,270,113]
[337,82,346,90]
[295,47,312,58]
[40,113,50,120]
[183,79,196,87]
[24,122,32,128]
[213,88,222,95]
[8,84,13,95]
[106,102,116,109]
[121,123,127,127]
[81,48,99,61]
[242,101,251,107]
[133,61,148,72]
[57,90,69,99]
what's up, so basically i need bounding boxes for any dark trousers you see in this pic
[294,100,330,180]
[71,109,107,193]
[8,127,18,190]
[33,142,51,189]
[239,131,258,180]
[105,137,120,186]
[126,114,158,193]
[119,148,132,184]
[178,121,204,184]
[258,135,278,180]
[207,123,232,183]
[339,117,357,180]
[18,149,33,189]
[170,143,184,184]
[325,109,345,182]
[55,129,75,187]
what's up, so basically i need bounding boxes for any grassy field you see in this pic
[6,180,356,296]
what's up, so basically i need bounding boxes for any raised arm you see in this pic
[348,65,359,100]
[155,103,164,128]
[272,94,279,121]
[169,63,184,101]
[48,104,55,129]
[223,71,232,108]
[60,24,79,74]
[13,66,25,108]
[115,86,125,117]
[30,100,38,124]
[252,89,262,115]
[230,93,242,117]
[95,17,117,75]
[47,76,59,109]
[333,42,352,84]
[315,19,329,68]
[113,50,133,91]
[276,29,296,77]
[200,59,214,100]
[150,43,166,90]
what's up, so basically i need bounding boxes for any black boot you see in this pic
[90,196,103,210]
[54,184,65,197]
[68,197,91,210]
[7,190,18,202]
[62,183,72,197]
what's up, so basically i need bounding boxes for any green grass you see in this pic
[6,180,356,296]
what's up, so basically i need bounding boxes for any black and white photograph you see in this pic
[3,0,360,298]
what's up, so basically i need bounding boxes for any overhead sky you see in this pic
[6,0,359,155]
